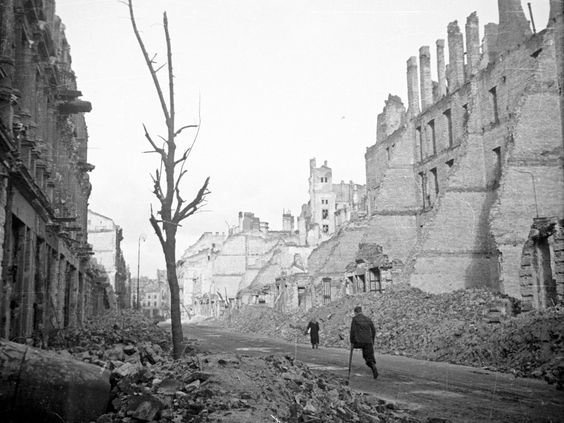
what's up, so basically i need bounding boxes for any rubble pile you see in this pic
[222,286,564,387]
[98,351,423,422]
[49,310,172,352]
[46,310,425,422]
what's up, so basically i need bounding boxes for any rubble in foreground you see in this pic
[45,311,426,422]
[220,286,564,389]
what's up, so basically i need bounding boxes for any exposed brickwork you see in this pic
[361,1,563,308]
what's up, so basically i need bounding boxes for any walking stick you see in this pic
[347,346,354,383]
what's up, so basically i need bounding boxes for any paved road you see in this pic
[181,323,564,423]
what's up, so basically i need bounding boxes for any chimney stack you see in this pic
[406,56,420,117]
[465,12,480,77]
[419,46,433,109]
[436,39,447,98]
[447,21,465,91]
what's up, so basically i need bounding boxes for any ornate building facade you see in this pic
[0,0,99,342]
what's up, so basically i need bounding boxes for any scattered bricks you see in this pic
[157,378,183,395]
[127,394,164,422]
[123,345,137,355]
[113,362,143,379]
[185,371,213,384]
[105,344,126,361]
[185,379,200,392]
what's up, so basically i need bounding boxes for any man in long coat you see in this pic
[349,306,378,379]
[306,318,320,349]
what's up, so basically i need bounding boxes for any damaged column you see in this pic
[447,21,465,91]
[436,39,447,98]
[419,46,433,110]
[497,0,532,50]
[406,57,420,117]
[465,12,481,77]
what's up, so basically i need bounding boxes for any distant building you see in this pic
[87,210,129,308]
[177,232,226,319]
[177,212,305,318]
[298,158,366,246]
[136,272,170,320]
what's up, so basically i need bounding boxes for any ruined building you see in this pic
[177,211,312,318]
[363,0,564,310]
[298,158,366,246]
[0,0,99,341]
[177,231,226,319]
[87,210,129,309]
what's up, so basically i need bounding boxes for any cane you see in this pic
[347,346,354,383]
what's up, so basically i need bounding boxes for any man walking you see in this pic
[349,306,378,379]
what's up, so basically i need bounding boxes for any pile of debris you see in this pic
[36,310,426,422]
[222,286,564,388]
[48,310,171,352]
[98,350,422,422]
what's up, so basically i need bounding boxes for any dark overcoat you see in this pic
[350,313,375,346]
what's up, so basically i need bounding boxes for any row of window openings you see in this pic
[419,167,440,210]
[418,147,500,209]
[320,177,329,183]
[416,89,499,161]
[416,108,455,161]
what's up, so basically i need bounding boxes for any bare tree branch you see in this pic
[149,208,166,248]
[155,63,167,73]
[174,124,198,138]
[128,0,171,126]
[165,11,175,144]
[143,124,166,158]
[176,176,210,222]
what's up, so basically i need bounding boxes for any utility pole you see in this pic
[137,234,146,309]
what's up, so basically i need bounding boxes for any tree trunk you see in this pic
[0,340,111,422]
[165,243,183,359]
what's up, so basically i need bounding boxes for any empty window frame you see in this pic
[416,126,423,160]
[323,278,331,303]
[427,120,436,156]
[430,167,439,200]
[444,109,453,147]
[322,209,329,219]
[322,224,329,233]
[492,147,501,187]
[489,87,499,124]
[368,268,381,292]
[419,172,428,209]
[462,103,469,130]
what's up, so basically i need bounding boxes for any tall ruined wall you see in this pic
[363,95,419,275]
[406,4,563,298]
[358,1,563,303]
[490,30,564,297]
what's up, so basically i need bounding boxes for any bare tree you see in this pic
[128,0,210,359]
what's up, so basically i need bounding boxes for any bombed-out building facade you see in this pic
[363,0,564,310]
[177,0,563,320]
[228,0,564,316]
[0,0,104,342]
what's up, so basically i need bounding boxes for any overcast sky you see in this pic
[55,0,550,279]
